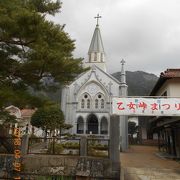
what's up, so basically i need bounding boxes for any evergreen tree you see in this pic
[0,1,85,115]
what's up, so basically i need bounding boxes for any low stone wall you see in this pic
[22,155,114,178]
[1,115,121,179]
[0,154,118,179]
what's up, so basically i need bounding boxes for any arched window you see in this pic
[87,99,90,109]
[101,99,104,109]
[80,93,91,109]
[77,116,84,134]
[101,53,103,62]
[81,99,85,109]
[95,99,98,109]
[101,117,108,134]
[94,93,105,109]
[94,52,97,61]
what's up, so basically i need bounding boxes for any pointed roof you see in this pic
[88,24,105,54]
[69,64,120,86]
[21,109,36,117]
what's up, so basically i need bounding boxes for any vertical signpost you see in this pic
[119,59,128,151]
[110,115,120,177]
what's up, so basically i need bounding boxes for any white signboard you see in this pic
[112,97,180,116]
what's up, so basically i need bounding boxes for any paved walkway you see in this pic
[120,145,180,180]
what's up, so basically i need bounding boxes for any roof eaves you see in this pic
[149,76,169,96]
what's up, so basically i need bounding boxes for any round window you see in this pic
[84,95,88,98]
[98,94,101,98]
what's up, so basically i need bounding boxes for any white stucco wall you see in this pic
[155,78,180,97]
[168,79,180,96]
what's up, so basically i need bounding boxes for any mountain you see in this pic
[34,71,158,102]
[112,71,158,96]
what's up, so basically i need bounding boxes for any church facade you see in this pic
[61,19,128,145]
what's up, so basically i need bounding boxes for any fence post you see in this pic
[80,136,87,156]
[52,137,55,154]
[21,134,29,155]
[110,115,120,176]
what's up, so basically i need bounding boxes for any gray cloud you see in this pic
[49,0,180,76]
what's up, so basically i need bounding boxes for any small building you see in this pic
[148,69,180,158]
[3,105,43,137]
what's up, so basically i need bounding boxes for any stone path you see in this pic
[120,145,180,180]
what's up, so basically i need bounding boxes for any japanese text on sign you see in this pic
[112,97,180,116]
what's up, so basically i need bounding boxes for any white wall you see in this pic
[155,78,180,97]
[169,79,180,96]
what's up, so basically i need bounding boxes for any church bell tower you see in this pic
[85,14,106,72]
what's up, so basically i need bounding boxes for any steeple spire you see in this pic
[86,14,106,71]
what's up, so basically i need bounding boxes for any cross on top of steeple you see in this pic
[121,59,125,65]
[94,13,102,26]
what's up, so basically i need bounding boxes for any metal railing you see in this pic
[28,137,80,156]
[28,136,110,158]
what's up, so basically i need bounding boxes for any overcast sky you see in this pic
[49,0,180,75]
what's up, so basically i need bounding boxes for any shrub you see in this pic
[63,142,79,149]
[47,142,64,154]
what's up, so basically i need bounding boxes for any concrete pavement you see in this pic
[120,145,180,180]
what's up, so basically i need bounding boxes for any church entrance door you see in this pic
[87,114,98,134]
[77,116,84,134]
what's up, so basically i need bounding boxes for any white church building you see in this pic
[61,16,128,149]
